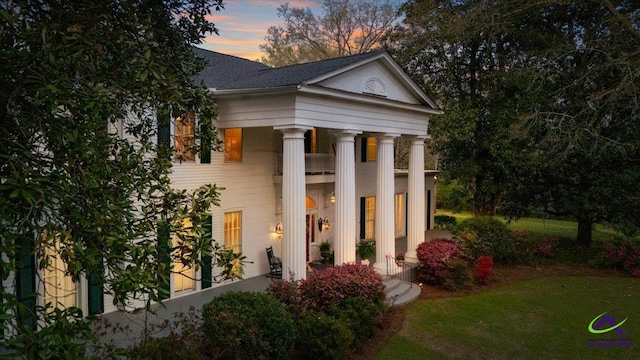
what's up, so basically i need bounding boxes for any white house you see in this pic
[8,48,442,319]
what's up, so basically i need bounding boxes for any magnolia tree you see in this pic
[0,1,245,357]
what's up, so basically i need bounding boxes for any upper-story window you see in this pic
[361,136,377,162]
[225,128,243,162]
[174,112,196,162]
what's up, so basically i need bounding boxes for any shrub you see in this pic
[438,258,472,291]
[416,238,463,287]
[130,334,204,360]
[455,217,517,264]
[299,263,385,313]
[329,297,384,351]
[267,277,304,318]
[475,255,494,284]
[623,245,640,277]
[434,215,458,232]
[294,311,353,360]
[201,292,295,360]
[512,231,559,264]
[590,239,640,277]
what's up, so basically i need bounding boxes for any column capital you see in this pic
[330,129,362,142]
[408,135,430,144]
[275,126,312,139]
[374,133,400,144]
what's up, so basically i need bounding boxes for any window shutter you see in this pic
[359,197,366,240]
[87,264,104,315]
[157,222,171,300]
[361,138,368,162]
[200,122,211,164]
[427,190,432,230]
[201,215,212,289]
[16,239,36,329]
[157,107,171,150]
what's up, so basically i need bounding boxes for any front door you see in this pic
[306,213,317,262]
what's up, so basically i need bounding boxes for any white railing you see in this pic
[276,153,335,175]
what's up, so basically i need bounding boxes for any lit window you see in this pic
[173,218,195,293]
[395,193,406,237]
[365,196,375,240]
[43,238,78,311]
[224,211,242,254]
[174,112,196,162]
[224,128,243,162]
[367,137,377,162]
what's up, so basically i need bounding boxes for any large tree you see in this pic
[259,0,400,67]
[0,0,243,357]
[392,0,640,243]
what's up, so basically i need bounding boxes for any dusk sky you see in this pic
[198,0,321,61]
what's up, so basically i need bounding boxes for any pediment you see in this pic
[311,60,420,105]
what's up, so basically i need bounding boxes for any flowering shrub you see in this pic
[512,231,559,264]
[416,238,463,287]
[299,263,385,313]
[591,240,640,277]
[267,277,304,317]
[475,255,494,284]
[455,217,517,264]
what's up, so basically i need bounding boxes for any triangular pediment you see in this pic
[304,53,438,109]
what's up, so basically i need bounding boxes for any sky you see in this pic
[198,0,321,61]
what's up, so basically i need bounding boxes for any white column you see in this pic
[331,130,360,265]
[405,136,427,263]
[279,127,308,281]
[373,133,398,274]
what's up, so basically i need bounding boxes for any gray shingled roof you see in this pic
[193,47,382,90]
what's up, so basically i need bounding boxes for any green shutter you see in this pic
[361,138,368,162]
[16,239,36,329]
[157,107,171,150]
[200,122,211,164]
[201,215,212,289]
[157,222,171,300]
[359,197,366,240]
[87,265,104,315]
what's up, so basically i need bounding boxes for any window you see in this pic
[224,128,243,161]
[173,218,195,293]
[361,137,377,162]
[174,112,196,161]
[367,137,377,161]
[395,193,406,237]
[365,196,375,240]
[224,211,242,254]
[43,241,78,312]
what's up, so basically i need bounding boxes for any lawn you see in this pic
[437,210,619,242]
[376,276,640,359]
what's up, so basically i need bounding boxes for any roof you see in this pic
[193,47,383,90]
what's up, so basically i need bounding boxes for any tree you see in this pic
[259,0,400,67]
[0,0,243,356]
[391,0,640,243]
[389,0,545,215]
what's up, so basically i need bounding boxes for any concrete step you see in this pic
[383,276,421,307]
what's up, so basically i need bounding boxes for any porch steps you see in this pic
[383,277,421,307]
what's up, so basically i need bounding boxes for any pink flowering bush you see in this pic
[591,240,640,277]
[416,238,463,287]
[512,231,559,264]
[299,263,385,313]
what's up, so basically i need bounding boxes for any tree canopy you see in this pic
[391,0,640,243]
[0,0,243,356]
[259,0,400,67]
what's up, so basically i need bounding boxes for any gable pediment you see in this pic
[313,61,419,105]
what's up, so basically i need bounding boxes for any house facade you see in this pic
[6,49,441,319]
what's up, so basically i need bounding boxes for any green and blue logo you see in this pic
[587,310,633,348]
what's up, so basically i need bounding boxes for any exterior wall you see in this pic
[218,127,280,279]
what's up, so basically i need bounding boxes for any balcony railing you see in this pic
[276,153,335,175]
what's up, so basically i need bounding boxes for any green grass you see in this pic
[377,276,640,359]
[437,210,619,242]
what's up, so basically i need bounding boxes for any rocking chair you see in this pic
[266,246,282,278]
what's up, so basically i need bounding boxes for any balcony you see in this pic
[276,153,335,176]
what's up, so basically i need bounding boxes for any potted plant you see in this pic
[396,252,405,267]
[356,239,375,263]
[317,241,332,263]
